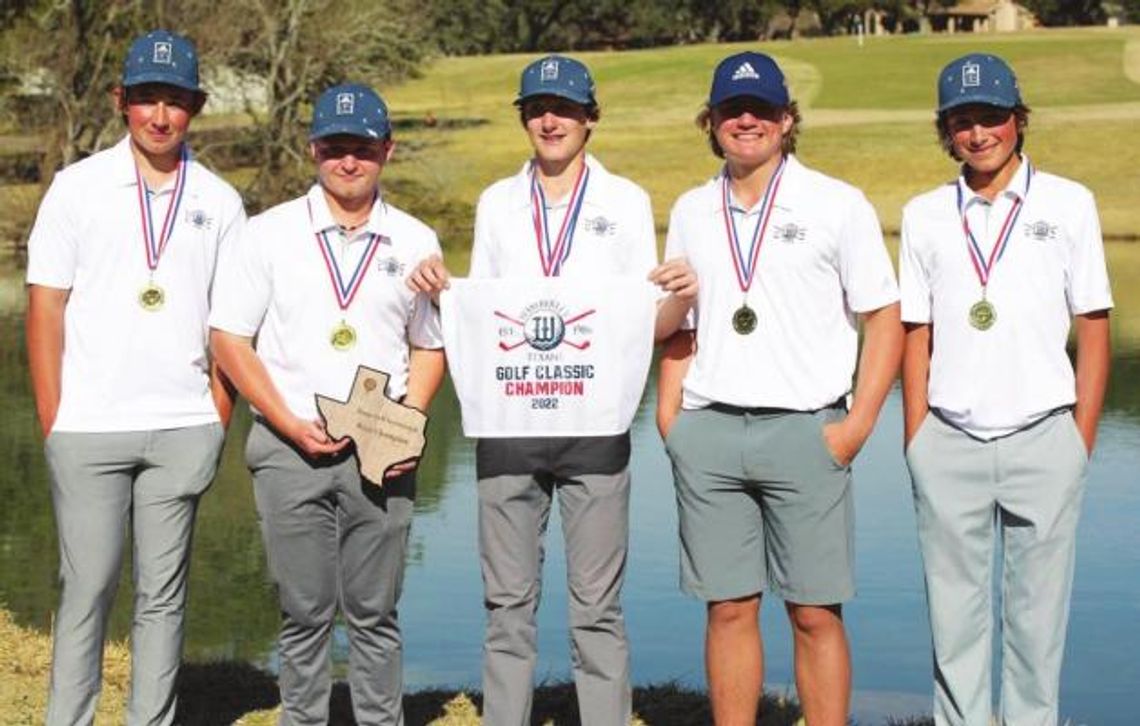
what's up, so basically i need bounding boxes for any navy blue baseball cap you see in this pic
[938,53,1022,112]
[122,30,201,92]
[709,52,789,107]
[310,83,391,141]
[516,55,596,107]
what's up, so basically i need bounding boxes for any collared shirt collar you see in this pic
[956,153,1032,209]
[509,153,606,210]
[305,183,387,239]
[712,153,799,215]
[111,134,196,191]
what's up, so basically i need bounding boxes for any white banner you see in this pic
[441,276,657,437]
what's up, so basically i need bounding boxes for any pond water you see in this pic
[1,258,1137,725]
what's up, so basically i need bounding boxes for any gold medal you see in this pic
[969,299,996,331]
[732,304,757,335]
[330,320,357,351]
[138,282,165,311]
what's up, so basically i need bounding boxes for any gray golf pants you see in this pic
[906,410,1088,726]
[247,420,414,726]
[43,423,224,726]
[478,469,632,726]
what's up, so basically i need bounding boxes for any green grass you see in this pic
[776,28,1140,108]
[388,28,1140,115]
[4,28,1140,262]
[375,28,1140,348]
[378,27,1140,250]
[3,607,808,725]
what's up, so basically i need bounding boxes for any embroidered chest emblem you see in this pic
[376,255,404,276]
[1023,219,1057,241]
[185,209,212,229]
[582,215,617,237]
[772,222,806,243]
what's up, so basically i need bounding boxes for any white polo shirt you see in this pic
[469,154,657,279]
[209,184,443,421]
[666,154,899,411]
[899,157,1114,439]
[26,135,246,432]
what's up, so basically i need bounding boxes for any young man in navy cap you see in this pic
[210,83,445,724]
[656,51,902,725]
[25,29,245,725]
[900,54,1112,725]
[409,54,694,725]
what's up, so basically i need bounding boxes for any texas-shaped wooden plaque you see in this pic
[315,366,428,485]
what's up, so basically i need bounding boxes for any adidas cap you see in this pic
[709,51,789,107]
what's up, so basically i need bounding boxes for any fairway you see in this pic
[379,27,1140,260]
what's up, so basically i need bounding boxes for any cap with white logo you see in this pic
[121,29,201,92]
[516,55,597,108]
[310,83,391,141]
[709,51,789,107]
[937,53,1021,112]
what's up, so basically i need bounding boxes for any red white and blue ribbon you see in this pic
[308,200,385,312]
[135,144,189,273]
[721,156,786,294]
[531,161,590,277]
[958,160,1033,288]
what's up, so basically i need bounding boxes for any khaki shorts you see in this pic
[666,405,855,605]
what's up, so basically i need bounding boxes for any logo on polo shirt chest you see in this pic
[1023,219,1057,241]
[376,253,404,276]
[581,215,617,237]
[185,208,212,230]
[771,221,807,243]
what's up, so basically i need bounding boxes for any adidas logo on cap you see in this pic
[732,62,760,81]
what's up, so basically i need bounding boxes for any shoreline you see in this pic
[1,608,936,725]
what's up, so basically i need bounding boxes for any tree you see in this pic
[1,0,431,212]
[198,0,431,210]
[807,0,872,35]
[1020,0,1106,24]
[429,0,511,55]
[0,1,152,182]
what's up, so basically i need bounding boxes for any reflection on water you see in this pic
[2,258,1139,724]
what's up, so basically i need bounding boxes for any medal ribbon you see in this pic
[721,156,786,294]
[530,161,590,277]
[135,144,189,272]
[308,200,384,312]
[958,161,1033,289]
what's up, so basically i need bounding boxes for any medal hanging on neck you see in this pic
[958,162,1032,332]
[530,160,590,277]
[135,145,188,311]
[309,200,383,351]
[722,156,786,335]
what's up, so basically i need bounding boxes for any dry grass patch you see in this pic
[0,607,132,724]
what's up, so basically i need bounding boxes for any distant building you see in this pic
[927,0,1038,32]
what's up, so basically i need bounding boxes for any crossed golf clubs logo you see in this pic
[495,304,596,352]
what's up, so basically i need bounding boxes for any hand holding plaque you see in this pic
[315,366,428,485]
